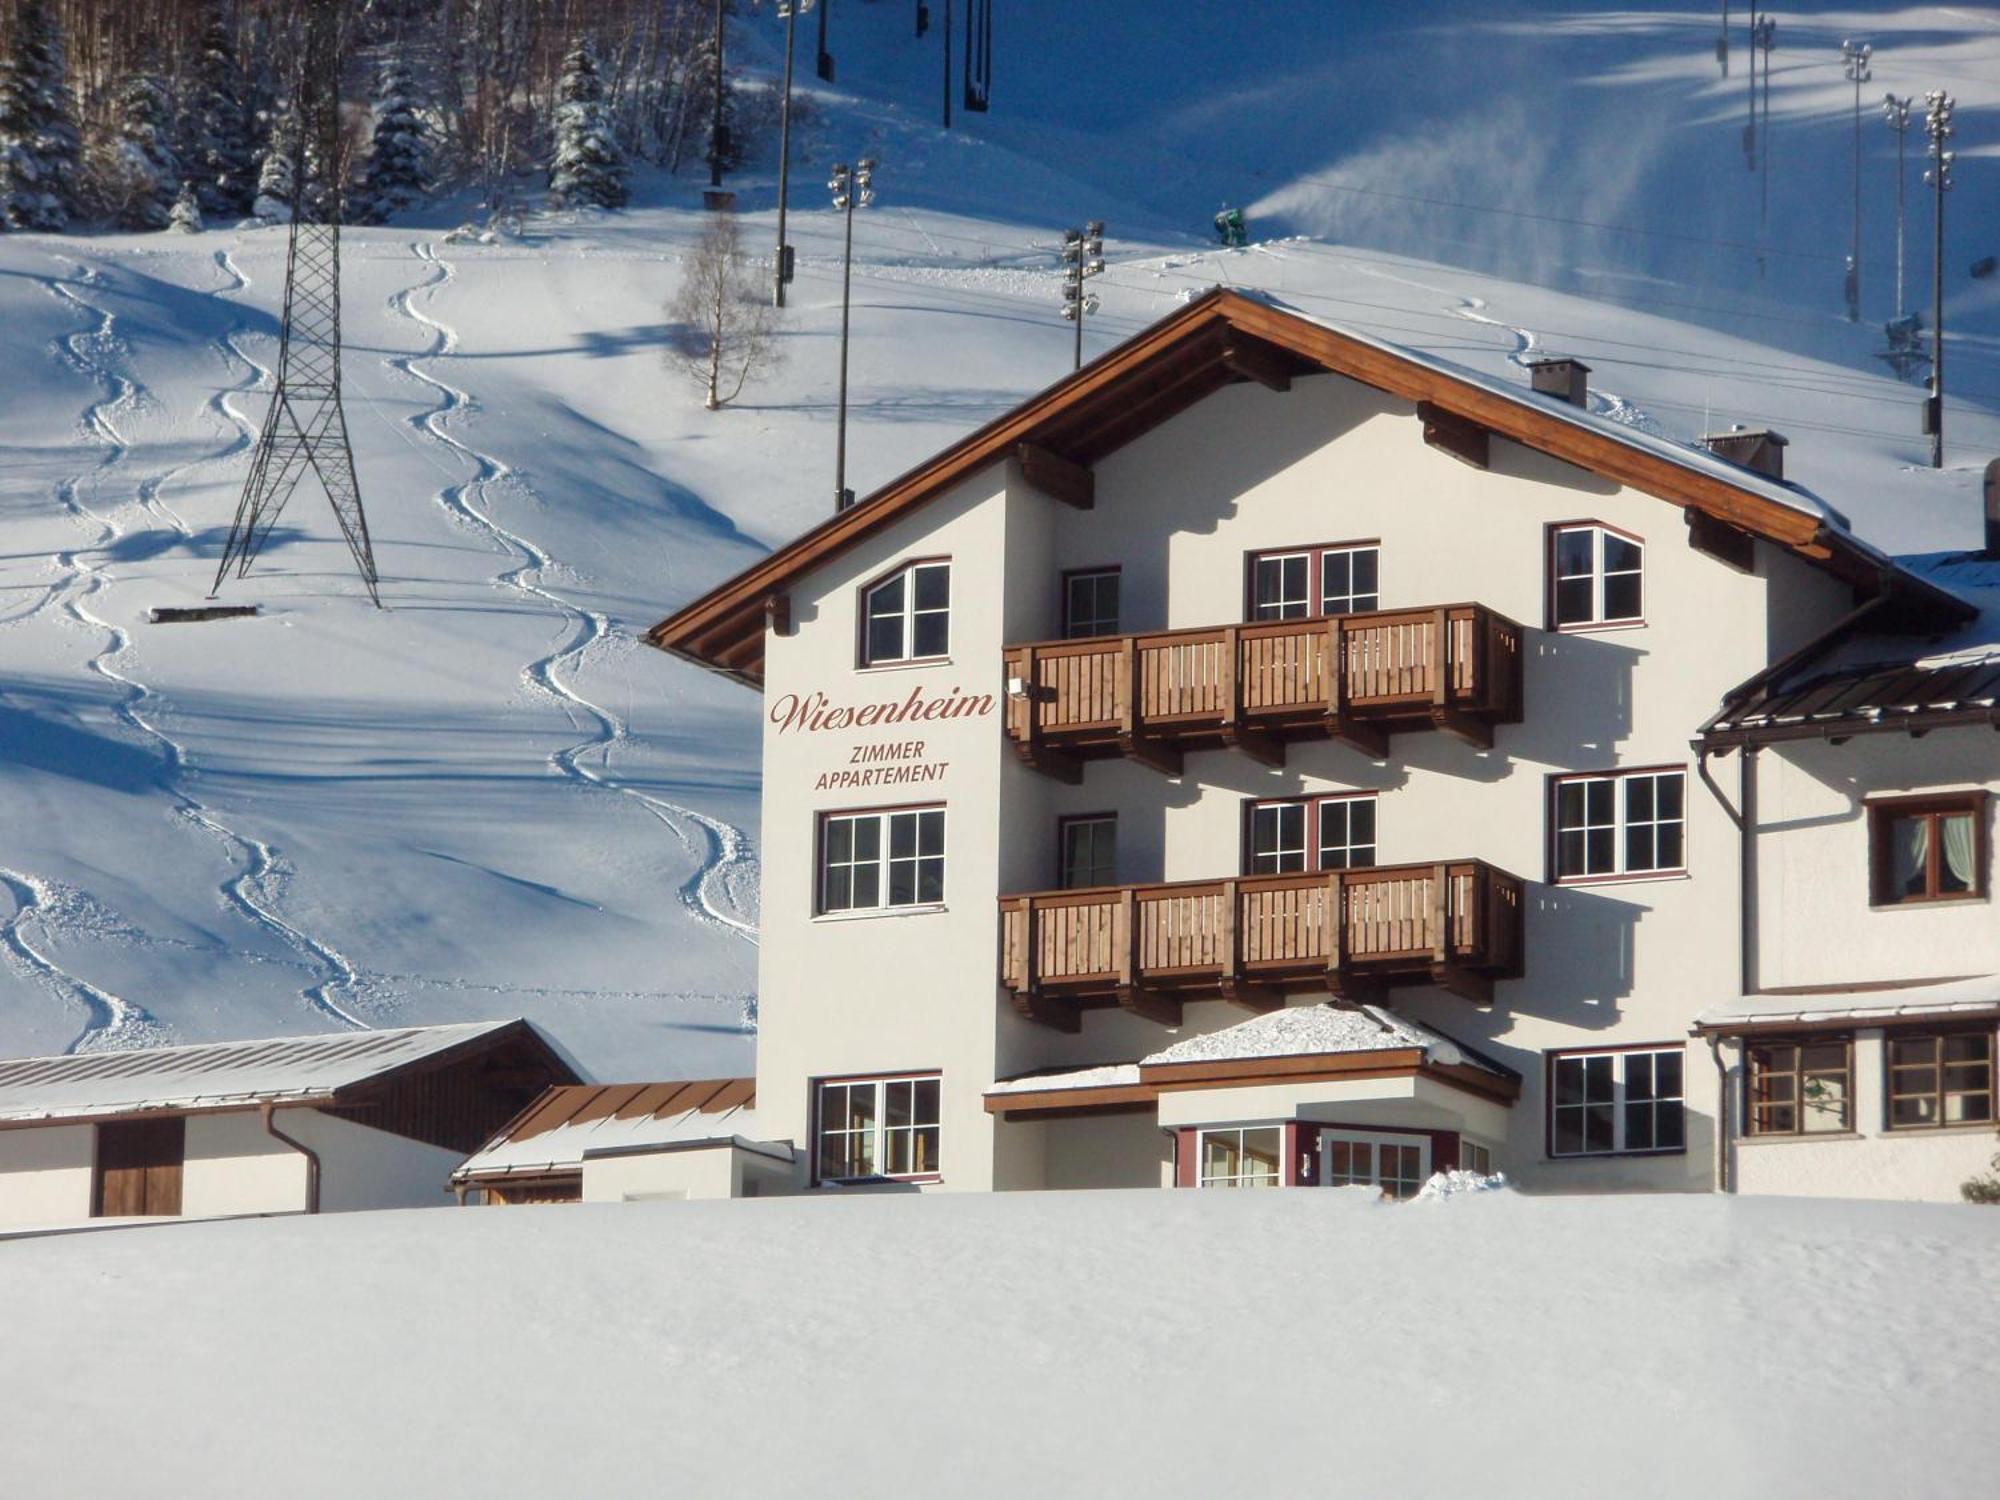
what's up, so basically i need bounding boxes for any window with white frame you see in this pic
[1058,814,1117,889]
[1198,1126,1282,1187]
[1549,1047,1686,1156]
[1549,523,1643,629]
[1249,543,1380,622]
[1552,769,1685,881]
[816,1075,941,1182]
[1062,568,1121,638]
[819,807,945,913]
[1246,794,1377,875]
[861,560,951,666]
[1321,1130,1430,1199]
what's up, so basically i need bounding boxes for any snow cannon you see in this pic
[1214,206,1247,249]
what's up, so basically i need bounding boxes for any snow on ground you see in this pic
[0,3,1997,1072]
[0,1191,1995,1495]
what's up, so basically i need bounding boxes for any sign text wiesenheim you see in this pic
[769,684,995,792]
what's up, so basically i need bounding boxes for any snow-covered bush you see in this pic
[168,180,202,233]
[251,103,296,222]
[1414,1169,1510,1202]
[0,0,82,231]
[1962,1151,2000,1204]
[548,41,626,210]
[93,71,180,230]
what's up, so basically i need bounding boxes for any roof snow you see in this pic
[454,1080,785,1179]
[1697,975,2000,1031]
[0,1020,544,1124]
[1142,1001,1498,1072]
[985,1063,1144,1095]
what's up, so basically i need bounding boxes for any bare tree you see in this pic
[669,209,779,411]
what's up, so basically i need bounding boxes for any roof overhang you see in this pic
[648,287,1971,688]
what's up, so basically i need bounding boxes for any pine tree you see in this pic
[168,179,203,232]
[96,70,181,230]
[186,14,255,219]
[251,102,296,221]
[358,57,429,223]
[547,41,627,210]
[0,0,83,231]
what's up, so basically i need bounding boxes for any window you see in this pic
[1886,1031,1994,1129]
[860,560,950,666]
[1552,769,1685,881]
[1245,794,1377,875]
[1870,794,1986,906]
[1549,1047,1685,1156]
[1549,523,1643,629]
[1459,1140,1494,1176]
[815,1075,941,1182]
[1746,1038,1852,1136]
[819,807,944,913]
[1321,1129,1430,1199]
[1249,543,1380,622]
[1058,814,1117,889]
[1198,1126,1282,1187]
[1062,568,1120,638]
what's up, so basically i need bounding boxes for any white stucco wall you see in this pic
[183,1108,461,1215]
[581,1144,794,1201]
[0,1124,95,1228]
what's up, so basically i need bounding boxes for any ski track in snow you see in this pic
[0,871,158,1053]
[386,241,760,947]
[32,254,370,1039]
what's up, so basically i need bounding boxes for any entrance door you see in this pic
[1319,1129,1430,1200]
[92,1117,186,1217]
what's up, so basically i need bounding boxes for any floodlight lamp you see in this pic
[1086,220,1104,237]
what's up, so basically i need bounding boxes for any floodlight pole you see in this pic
[708,0,725,188]
[1924,90,1954,469]
[773,0,817,307]
[1060,221,1105,371]
[1884,94,1912,321]
[1717,2,1729,76]
[1842,40,1872,321]
[942,0,952,129]
[831,159,876,510]
[1755,14,1774,279]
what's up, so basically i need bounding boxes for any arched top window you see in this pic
[860,560,950,666]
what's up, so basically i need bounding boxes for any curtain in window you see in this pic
[1892,816,1931,895]
[1941,813,1976,893]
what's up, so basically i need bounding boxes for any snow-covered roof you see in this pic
[0,1021,549,1125]
[453,1080,786,1180]
[985,1063,1144,1096]
[1696,976,2000,1032]
[1142,1002,1509,1075]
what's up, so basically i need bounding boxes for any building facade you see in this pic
[649,290,1995,1204]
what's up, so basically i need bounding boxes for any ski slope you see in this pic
[0,2,1996,1073]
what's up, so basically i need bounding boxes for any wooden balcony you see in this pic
[1002,605,1523,779]
[999,860,1525,1031]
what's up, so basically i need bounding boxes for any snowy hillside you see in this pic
[3,1188,1997,1495]
[1,2,1997,1072]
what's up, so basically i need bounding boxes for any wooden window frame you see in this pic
[810,1071,943,1186]
[1195,1124,1286,1188]
[1060,565,1121,639]
[1548,765,1687,885]
[1867,792,1988,908]
[1544,1043,1687,1159]
[856,556,952,669]
[1744,1035,1855,1137]
[1546,520,1645,632]
[1242,792,1378,876]
[1244,540,1381,623]
[1884,1028,1996,1131]
[1318,1128,1433,1199]
[1055,812,1118,890]
[814,803,946,916]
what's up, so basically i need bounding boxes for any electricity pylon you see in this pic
[213,0,379,606]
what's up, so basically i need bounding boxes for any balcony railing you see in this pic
[999,861,1524,1030]
[1002,604,1522,779]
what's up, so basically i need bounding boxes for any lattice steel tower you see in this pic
[212,0,379,605]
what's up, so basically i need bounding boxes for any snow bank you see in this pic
[1,1192,1994,1496]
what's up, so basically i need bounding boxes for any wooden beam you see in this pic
[1011,988,1082,1033]
[1428,704,1493,750]
[1417,400,1489,469]
[1219,725,1286,767]
[1685,508,1757,573]
[1118,732,1183,778]
[763,592,791,637]
[1430,963,1494,1006]
[1016,442,1095,509]
[1329,719,1390,760]
[1325,968,1388,1005]
[1218,977,1282,1013]
[1010,742,1084,784]
[1116,984,1183,1027]
[1222,340,1293,392]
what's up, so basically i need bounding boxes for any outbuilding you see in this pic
[0,1019,580,1230]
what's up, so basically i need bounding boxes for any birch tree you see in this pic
[669,209,780,411]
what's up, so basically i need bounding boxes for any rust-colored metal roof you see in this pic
[502,1081,755,1144]
[453,1079,763,1181]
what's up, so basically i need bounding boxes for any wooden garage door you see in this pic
[92,1117,186,1217]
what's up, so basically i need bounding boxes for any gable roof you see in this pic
[451,1079,775,1181]
[648,287,1971,687]
[0,1019,577,1126]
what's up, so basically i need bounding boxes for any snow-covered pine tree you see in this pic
[186,14,256,219]
[0,0,83,231]
[96,71,181,230]
[547,40,627,210]
[357,57,429,223]
[251,102,296,221]
[168,179,203,232]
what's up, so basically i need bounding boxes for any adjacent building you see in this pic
[647,287,1998,1203]
[0,1019,578,1229]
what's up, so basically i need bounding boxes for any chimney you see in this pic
[1984,457,2000,556]
[1523,354,1590,408]
[1701,424,1789,482]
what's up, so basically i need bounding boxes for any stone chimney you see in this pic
[1701,425,1789,482]
[1523,354,1590,408]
